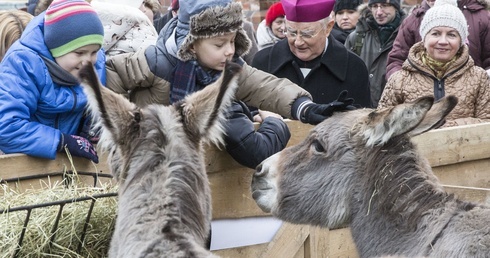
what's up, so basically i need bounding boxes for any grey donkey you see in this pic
[252,95,490,257]
[79,61,242,258]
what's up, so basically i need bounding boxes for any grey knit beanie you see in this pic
[178,2,251,61]
[419,0,468,46]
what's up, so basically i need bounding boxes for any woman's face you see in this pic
[423,26,461,62]
[334,9,360,30]
[271,16,286,39]
[190,32,236,71]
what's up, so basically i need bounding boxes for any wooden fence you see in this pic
[1,121,490,257]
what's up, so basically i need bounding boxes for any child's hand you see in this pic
[254,109,283,123]
[58,134,99,163]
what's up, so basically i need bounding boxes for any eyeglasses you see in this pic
[369,3,393,11]
[285,27,324,40]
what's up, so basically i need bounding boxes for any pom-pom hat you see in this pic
[265,2,285,26]
[44,0,104,58]
[178,2,251,62]
[281,0,335,23]
[419,0,468,46]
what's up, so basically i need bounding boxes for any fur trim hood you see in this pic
[178,2,251,61]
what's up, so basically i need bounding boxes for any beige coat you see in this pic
[105,49,312,119]
[379,42,490,127]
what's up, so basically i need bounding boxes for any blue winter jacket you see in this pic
[0,14,106,159]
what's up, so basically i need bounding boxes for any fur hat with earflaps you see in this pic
[178,2,251,62]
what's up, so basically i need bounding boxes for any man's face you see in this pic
[369,3,397,25]
[285,19,334,61]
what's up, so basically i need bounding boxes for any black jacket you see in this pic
[224,101,291,169]
[252,35,371,108]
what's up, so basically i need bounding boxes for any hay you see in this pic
[0,172,118,258]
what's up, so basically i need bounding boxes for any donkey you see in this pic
[252,95,490,258]
[79,61,242,258]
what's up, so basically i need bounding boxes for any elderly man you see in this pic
[345,0,406,107]
[251,0,371,108]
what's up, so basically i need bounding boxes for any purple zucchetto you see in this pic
[281,0,335,22]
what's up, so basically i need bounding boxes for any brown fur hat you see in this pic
[178,2,251,62]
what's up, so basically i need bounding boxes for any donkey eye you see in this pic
[312,140,325,153]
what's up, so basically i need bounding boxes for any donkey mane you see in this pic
[361,135,457,228]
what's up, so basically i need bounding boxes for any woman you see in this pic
[256,2,286,50]
[378,0,490,127]
[331,0,362,44]
[386,0,490,80]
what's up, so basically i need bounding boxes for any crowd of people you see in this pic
[0,0,489,166]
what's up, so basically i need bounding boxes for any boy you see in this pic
[0,0,105,162]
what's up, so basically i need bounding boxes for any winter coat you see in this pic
[252,35,371,108]
[386,0,490,79]
[105,18,312,119]
[225,101,290,169]
[0,14,106,159]
[378,42,490,127]
[345,5,406,107]
[256,19,284,50]
[91,1,158,57]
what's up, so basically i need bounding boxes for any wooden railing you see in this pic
[1,121,490,257]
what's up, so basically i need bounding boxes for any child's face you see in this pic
[55,44,100,80]
[190,32,236,71]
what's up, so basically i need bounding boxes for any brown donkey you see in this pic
[252,96,490,257]
[80,61,242,258]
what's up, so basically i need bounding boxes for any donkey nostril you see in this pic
[255,163,269,178]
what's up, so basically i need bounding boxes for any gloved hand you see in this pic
[58,133,99,163]
[300,90,356,125]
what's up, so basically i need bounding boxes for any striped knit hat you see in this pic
[44,0,104,58]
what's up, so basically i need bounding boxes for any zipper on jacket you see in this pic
[434,79,445,100]
[54,115,60,129]
[69,87,78,112]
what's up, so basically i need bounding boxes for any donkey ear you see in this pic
[79,63,140,148]
[179,61,241,146]
[408,95,458,137]
[363,96,434,147]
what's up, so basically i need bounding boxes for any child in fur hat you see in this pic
[0,0,105,162]
[175,2,292,168]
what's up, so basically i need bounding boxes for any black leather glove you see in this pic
[300,90,356,125]
[58,133,99,163]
